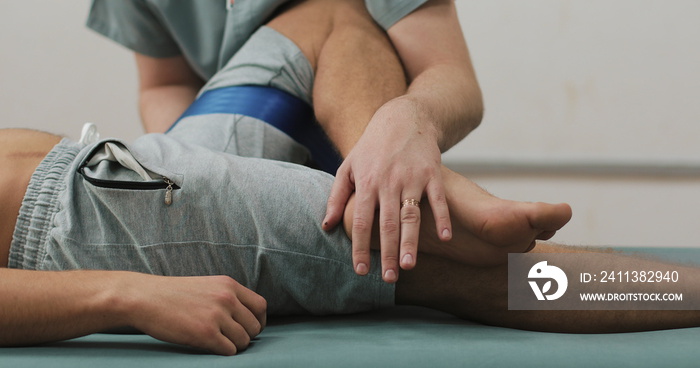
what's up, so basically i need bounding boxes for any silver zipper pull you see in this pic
[163,177,174,206]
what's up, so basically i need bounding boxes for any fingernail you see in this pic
[402,254,414,267]
[384,269,397,282]
[442,228,452,240]
[356,263,368,275]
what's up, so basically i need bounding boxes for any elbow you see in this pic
[446,88,483,150]
[454,73,484,137]
[438,93,484,153]
[467,80,485,131]
[467,94,484,133]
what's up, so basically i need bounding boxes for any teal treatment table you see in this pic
[3,248,700,367]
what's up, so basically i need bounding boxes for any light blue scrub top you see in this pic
[87,0,428,80]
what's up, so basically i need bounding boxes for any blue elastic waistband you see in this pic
[170,85,341,174]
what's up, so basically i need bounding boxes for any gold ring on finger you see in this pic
[400,199,421,209]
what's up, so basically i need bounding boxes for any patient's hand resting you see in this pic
[123,274,267,355]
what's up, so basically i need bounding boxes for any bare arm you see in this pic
[134,53,204,133]
[323,0,483,281]
[387,0,483,151]
[0,268,266,355]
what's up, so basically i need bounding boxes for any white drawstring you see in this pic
[226,0,234,11]
[79,122,100,145]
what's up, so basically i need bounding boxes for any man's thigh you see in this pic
[47,134,392,315]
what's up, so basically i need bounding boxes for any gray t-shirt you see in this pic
[87,0,428,80]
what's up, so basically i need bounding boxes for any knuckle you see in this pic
[387,170,407,184]
[187,322,234,355]
[215,275,239,288]
[401,242,418,253]
[380,218,399,234]
[254,296,268,315]
[326,194,339,205]
[352,217,371,233]
[197,322,221,341]
[327,189,350,204]
[400,209,420,224]
[211,339,238,356]
[418,165,435,178]
[357,175,376,189]
[382,253,400,264]
[353,247,371,258]
[251,321,263,337]
[335,165,348,177]
[224,345,238,356]
[229,335,250,354]
[435,211,450,224]
[354,188,378,205]
[213,290,238,306]
[430,191,447,205]
[239,333,251,348]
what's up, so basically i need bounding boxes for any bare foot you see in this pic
[418,167,572,266]
[342,167,572,268]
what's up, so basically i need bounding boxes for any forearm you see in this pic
[399,63,483,152]
[139,84,201,133]
[386,0,483,152]
[0,267,266,354]
[134,53,204,134]
[0,268,130,346]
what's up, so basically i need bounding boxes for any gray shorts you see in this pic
[9,26,394,316]
[10,133,393,316]
[167,26,326,167]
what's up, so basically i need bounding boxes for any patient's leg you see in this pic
[340,169,698,332]
[267,0,406,153]
[270,0,572,273]
[395,243,700,333]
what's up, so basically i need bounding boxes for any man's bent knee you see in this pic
[266,0,391,71]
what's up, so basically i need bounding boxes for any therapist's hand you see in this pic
[322,97,452,283]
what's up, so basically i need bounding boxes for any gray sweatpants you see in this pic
[9,27,394,316]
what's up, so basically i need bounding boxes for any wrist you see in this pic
[99,271,145,329]
[375,96,442,146]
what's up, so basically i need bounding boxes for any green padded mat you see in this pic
[3,247,700,367]
[3,306,699,368]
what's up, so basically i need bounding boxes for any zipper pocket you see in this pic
[79,167,180,205]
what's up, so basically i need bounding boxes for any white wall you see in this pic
[450,0,700,247]
[0,0,141,142]
[1,1,699,247]
[452,0,700,160]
